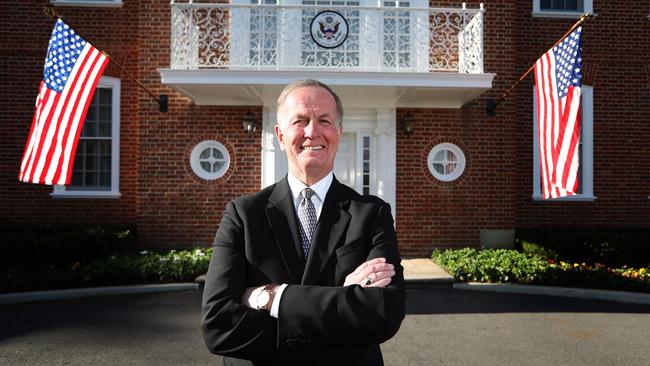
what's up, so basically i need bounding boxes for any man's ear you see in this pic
[274,124,286,151]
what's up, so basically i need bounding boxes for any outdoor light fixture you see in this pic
[242,111,257,134]
[401,113,415,135]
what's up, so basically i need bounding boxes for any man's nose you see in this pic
[303,119,320,138]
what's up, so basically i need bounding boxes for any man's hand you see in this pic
[343,257,395,288]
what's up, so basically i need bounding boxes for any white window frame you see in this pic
[533,85,594,201]
[356,132,376,195]
[532,0,593,18]
[189,140,231,180]
[51,0,123,7]
[427,143,466,182]
[52,77,121,199]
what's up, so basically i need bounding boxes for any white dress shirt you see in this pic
[248,172,334,318]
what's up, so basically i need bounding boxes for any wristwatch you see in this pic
[255,284,277,311]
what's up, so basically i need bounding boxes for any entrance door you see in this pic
[333,133,356,192]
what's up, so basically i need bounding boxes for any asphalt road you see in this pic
[1,288,649,366]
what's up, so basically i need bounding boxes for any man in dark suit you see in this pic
[201,79,406,365]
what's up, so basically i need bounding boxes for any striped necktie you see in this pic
[297,188,317,258]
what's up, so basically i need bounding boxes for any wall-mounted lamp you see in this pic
[242,110,257,134]
[401,113,415,135]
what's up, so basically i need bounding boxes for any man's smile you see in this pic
[302,145,325,151]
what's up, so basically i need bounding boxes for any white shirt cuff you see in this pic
[269,284,288,318]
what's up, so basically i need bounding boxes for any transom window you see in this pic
[427,143,466,182]
[190,141,230,180]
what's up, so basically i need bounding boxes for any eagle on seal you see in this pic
[319,20,340,39]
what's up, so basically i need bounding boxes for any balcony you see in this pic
[160,1,494,108]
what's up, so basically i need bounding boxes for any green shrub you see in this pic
[1,225,136,266]
[516,228,650,268]
[1,247,212,293]
[432,248,547,283]
[432,248,650,293]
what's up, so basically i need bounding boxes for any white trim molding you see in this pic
[159,69,495,109]
[533,85,594,201]
[52,77,121,199]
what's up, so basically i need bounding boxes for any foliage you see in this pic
[1,248,213,293]
[432,248,650,293]
[432,248,547,283]
[1,225,136,266]
[516,228,650,268]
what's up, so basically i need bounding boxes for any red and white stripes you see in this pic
[19,44,108,185]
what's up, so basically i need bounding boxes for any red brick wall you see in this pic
[514,1,650,228]
[397,0,518,256]
[135,104,262,247]
[134,0,262,247]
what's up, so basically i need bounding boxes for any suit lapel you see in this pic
[301,179,351,285]
[266,178,305,283]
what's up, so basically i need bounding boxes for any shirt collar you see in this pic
[287,171,333,204]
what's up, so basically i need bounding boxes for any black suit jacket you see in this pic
[201,177,406,366]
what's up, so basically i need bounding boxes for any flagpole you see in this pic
[486,12,593,116]
[43,6,168,112]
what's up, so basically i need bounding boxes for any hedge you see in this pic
[432,248,650,293]
[1,248,212,293]
[516,228,650,268]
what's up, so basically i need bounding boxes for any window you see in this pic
[360,135,372,195]
[427,143,466,182]
[230,0,428,71]
[53,77,121,198]
[532,0,592,18]
[533,85,593,200]
[190,141,230,180]
[51,0,123,7]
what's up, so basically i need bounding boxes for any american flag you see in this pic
[534,27,583,199]
[19,19,109,185]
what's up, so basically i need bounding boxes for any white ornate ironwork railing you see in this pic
[170,1,484,74]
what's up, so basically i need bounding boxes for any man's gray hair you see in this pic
[276,79,344,127]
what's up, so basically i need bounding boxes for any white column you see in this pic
[261,107,279,188]
[374,108,396,219]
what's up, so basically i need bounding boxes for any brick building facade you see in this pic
[1,1,648,257]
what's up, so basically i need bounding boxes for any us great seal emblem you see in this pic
[310,10,349,49]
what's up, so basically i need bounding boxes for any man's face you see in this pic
[275,86,342,185]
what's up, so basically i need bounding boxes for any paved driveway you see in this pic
[1,289,649,365]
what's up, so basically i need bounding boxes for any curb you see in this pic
[405,277,455,289]
[0,283,199,305]
[453,282,650,305]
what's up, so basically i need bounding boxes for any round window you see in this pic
[190,140,230,180]
[427,143,466,182]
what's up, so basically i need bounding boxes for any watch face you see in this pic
[257,290,270,308]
